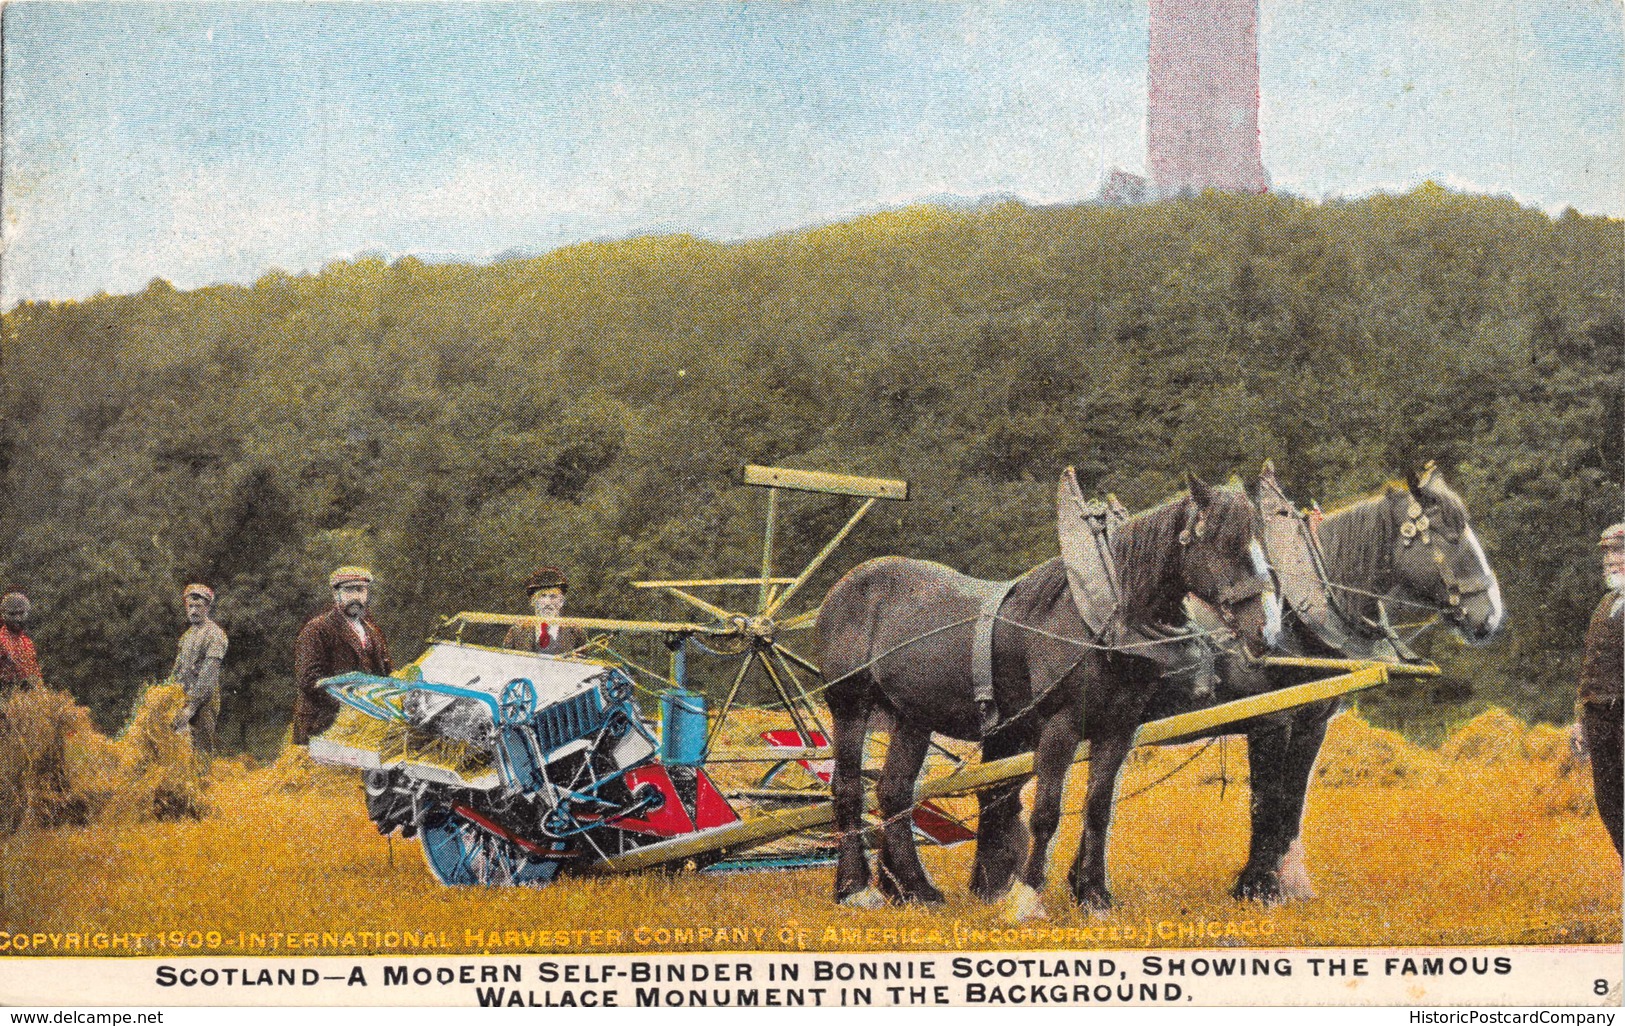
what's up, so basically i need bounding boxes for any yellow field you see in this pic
[0,697,1618,958]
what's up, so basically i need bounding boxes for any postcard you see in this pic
[0,0,1619,1011]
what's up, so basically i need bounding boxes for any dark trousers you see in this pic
[1582,702,1623,858]
[191,700,218,757]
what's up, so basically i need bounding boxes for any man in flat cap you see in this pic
[503,566,588,655]
[0,591,44,692]
[291,566,393,745]
[1579,523,1624,858]
[169,584,228,758]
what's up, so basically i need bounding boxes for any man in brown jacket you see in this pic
[292,566,393,745]
[1579,523,1624,858]
[502,566,588,655]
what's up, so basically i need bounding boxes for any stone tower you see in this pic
[1147,0,1269,196]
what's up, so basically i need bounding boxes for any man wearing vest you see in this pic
[292,566,393,745]
[169,583,228,758]
[503,566,588,655]
[1579,523,1624,858]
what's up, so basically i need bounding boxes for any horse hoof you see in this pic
[1278,839,1316,901]
[1231,874,1282,906]
[970,882,1003,903]
[841,887,886,910]
[1001,882,1047,922]
[1071,884,1112,914]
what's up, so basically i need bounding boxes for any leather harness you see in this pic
[1258,463,1420,663]
[971,576,1023,721]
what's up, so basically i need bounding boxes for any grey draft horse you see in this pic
[1142,464,1505,904]
[817,475,1281,915]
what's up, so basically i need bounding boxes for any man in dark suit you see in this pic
[291,566,393,745]
[1579,523,1624,858]
[503,566,588,655]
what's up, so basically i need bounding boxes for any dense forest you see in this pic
[1,186,1619,755]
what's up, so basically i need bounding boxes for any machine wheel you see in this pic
[419,804,566,887]
[499,677,538,725]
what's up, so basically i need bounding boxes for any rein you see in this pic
[1322,579,1453,615]
[975,613,1237,741]
[810,602,1236,739]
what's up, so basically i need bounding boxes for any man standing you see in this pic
[292,566,392,745]
[502,566,588,655]
[1579,523,1624,858]
[169,584,228,757]
[0,591,44,692]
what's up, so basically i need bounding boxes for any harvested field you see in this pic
[0,703,1618,957]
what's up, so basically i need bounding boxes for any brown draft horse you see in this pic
[817,475,1281,914]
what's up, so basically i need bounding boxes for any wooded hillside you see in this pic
[2,186,1619,754]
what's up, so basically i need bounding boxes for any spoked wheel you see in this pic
[419,804,566,887]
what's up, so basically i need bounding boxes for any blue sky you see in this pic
[3,1,1619,306]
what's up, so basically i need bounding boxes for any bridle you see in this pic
[1178,502,1278,636]
[1396,495,1495,614]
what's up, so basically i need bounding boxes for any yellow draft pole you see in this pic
[594,661,1397,874]
[631,578,796,589]
[1260,655,1441,676]
[441,611,734,637]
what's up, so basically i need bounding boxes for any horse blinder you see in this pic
[1215,574,1273,613]
[1178,514,1207,547]
[1402,529,1492,614]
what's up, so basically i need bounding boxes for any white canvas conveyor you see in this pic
[411,642,611,707]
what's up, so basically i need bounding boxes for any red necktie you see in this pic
[537,624,551,649]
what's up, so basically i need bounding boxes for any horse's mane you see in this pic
[1023,556,1073,608]
[1317,492,1395,623]
[1112,486,1255,623]
[1318,477,1469,622]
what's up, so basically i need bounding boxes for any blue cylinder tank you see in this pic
[658,688,708,766]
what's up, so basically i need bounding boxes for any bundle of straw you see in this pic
[0,686,111,832]
[106,682,211,823]
[1314,712,1443,789]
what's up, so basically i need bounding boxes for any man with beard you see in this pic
[292,566,393,746]
[1579,523,1624,858]
[502,566,588,655]
[169,584,228,758]
[0,591,43,692]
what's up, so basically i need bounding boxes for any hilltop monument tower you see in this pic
[1147,0,1269,196]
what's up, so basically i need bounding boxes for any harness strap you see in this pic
[1432,546,1493,604]
[1216,574,1273,608]
[972,576,1023,736]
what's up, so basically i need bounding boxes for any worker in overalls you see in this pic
[170,583,228,759]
